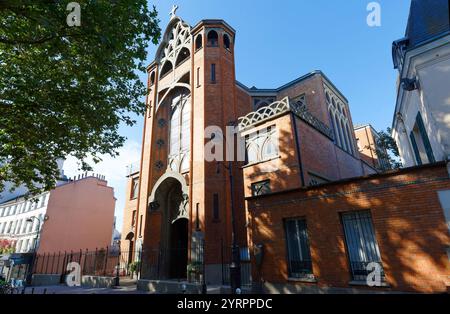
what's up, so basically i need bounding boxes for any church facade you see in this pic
[120,12,377,288]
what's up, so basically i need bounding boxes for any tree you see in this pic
[0,1,161,196]
[375,127,402,170]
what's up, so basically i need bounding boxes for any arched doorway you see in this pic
[169,218,188,279]
[147,171,190,280]
[125,232,134,266]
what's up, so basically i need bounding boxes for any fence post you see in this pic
[45,251,50,274]
[115,246,120,286]
[93,248,98,275]
[60,251,66,283]
[56,252,61,275]
[157,243,161,280]
[104,246,109,276]
[138,248,143,279]
[221,238,224,285]
[51,252,56,274]
[82,249,88,275]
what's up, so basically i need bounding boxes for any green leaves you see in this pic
[0,1,161,196]
[376,128,402,170]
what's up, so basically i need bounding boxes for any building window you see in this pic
[285,218,313,279]
[211,63,216,83]
[168,92,191,173]
[223,34,231,50]
[207,30,218,47]
[245,126,278,165]
[196,67,200,87]
[410,112,435,165]
[150,71,155,86]
[195,34,203,50]
[213,194,219,221]
[251,180,271,196]
[139,214,143,237]
[196,203,200,230]
[131,210,137,227]
[160,61,173,78]
[341,211,385,283]
[131,177,139,200]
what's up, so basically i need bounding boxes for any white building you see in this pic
[391,0,450,167]
[0,193,49,253]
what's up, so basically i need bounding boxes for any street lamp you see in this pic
[215,121,241,294]
[24,215,47,285]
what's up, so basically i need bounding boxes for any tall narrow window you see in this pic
[211,64,216,83]
[341,211,384,283]
[213,194,219,221]
[196,203,200,230]
[285,218,313,279]
[223,34,231,50]
[195,34,203,50]
[168,91,191,173]
[131,210,137,227]
[139,214,143,237]
[207,30,218,46]
[131,177,139,200]
[196,67,200,87]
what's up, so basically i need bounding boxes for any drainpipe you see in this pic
[290,111,306,187]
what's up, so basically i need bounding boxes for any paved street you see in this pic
[20,284,150,294]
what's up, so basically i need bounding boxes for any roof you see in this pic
[405,0,449,48]
[236,70,349,102]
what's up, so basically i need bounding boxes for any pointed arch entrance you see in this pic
[148,171,189,279]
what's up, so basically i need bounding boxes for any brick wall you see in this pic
[246,162,450,293]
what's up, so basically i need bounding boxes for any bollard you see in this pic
[31,288,35,294]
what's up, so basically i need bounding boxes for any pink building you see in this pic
[37,175,116,254]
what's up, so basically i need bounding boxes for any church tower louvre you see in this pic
[134,8,248,282]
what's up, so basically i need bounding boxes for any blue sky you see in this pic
[65,0,412,231]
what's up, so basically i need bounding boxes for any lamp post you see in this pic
[24,215,45,285]
[114,240,121,287]
[216,121,241,294]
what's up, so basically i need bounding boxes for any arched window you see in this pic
[333,113,341,147]
[329,109,337,143]
[180,155,189,172]
[345,123,354,154]
[340,119,349,152]
[325,92,331,104]
[223,34,231,50]
[261,137,278,160]
[170,105,181,155]
[160,61,173,78]
[195,34,203,50]
[169,91,191,173]
[207,30,218,47]
[332,98,337,108]
[175,47,190,67]
[150,72,155,86]
[246,144,258,164]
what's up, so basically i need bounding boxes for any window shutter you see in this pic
[409,131,422,165]
[415,113,435,163]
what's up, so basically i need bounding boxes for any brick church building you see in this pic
[121,10,450,293]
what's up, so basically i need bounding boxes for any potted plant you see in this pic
[128,261,140,279]
[186,261,203,283]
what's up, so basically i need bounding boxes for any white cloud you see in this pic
[63,139,141,232]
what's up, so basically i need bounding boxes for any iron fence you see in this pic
[32,247,139,281]
[30,240,253,288]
